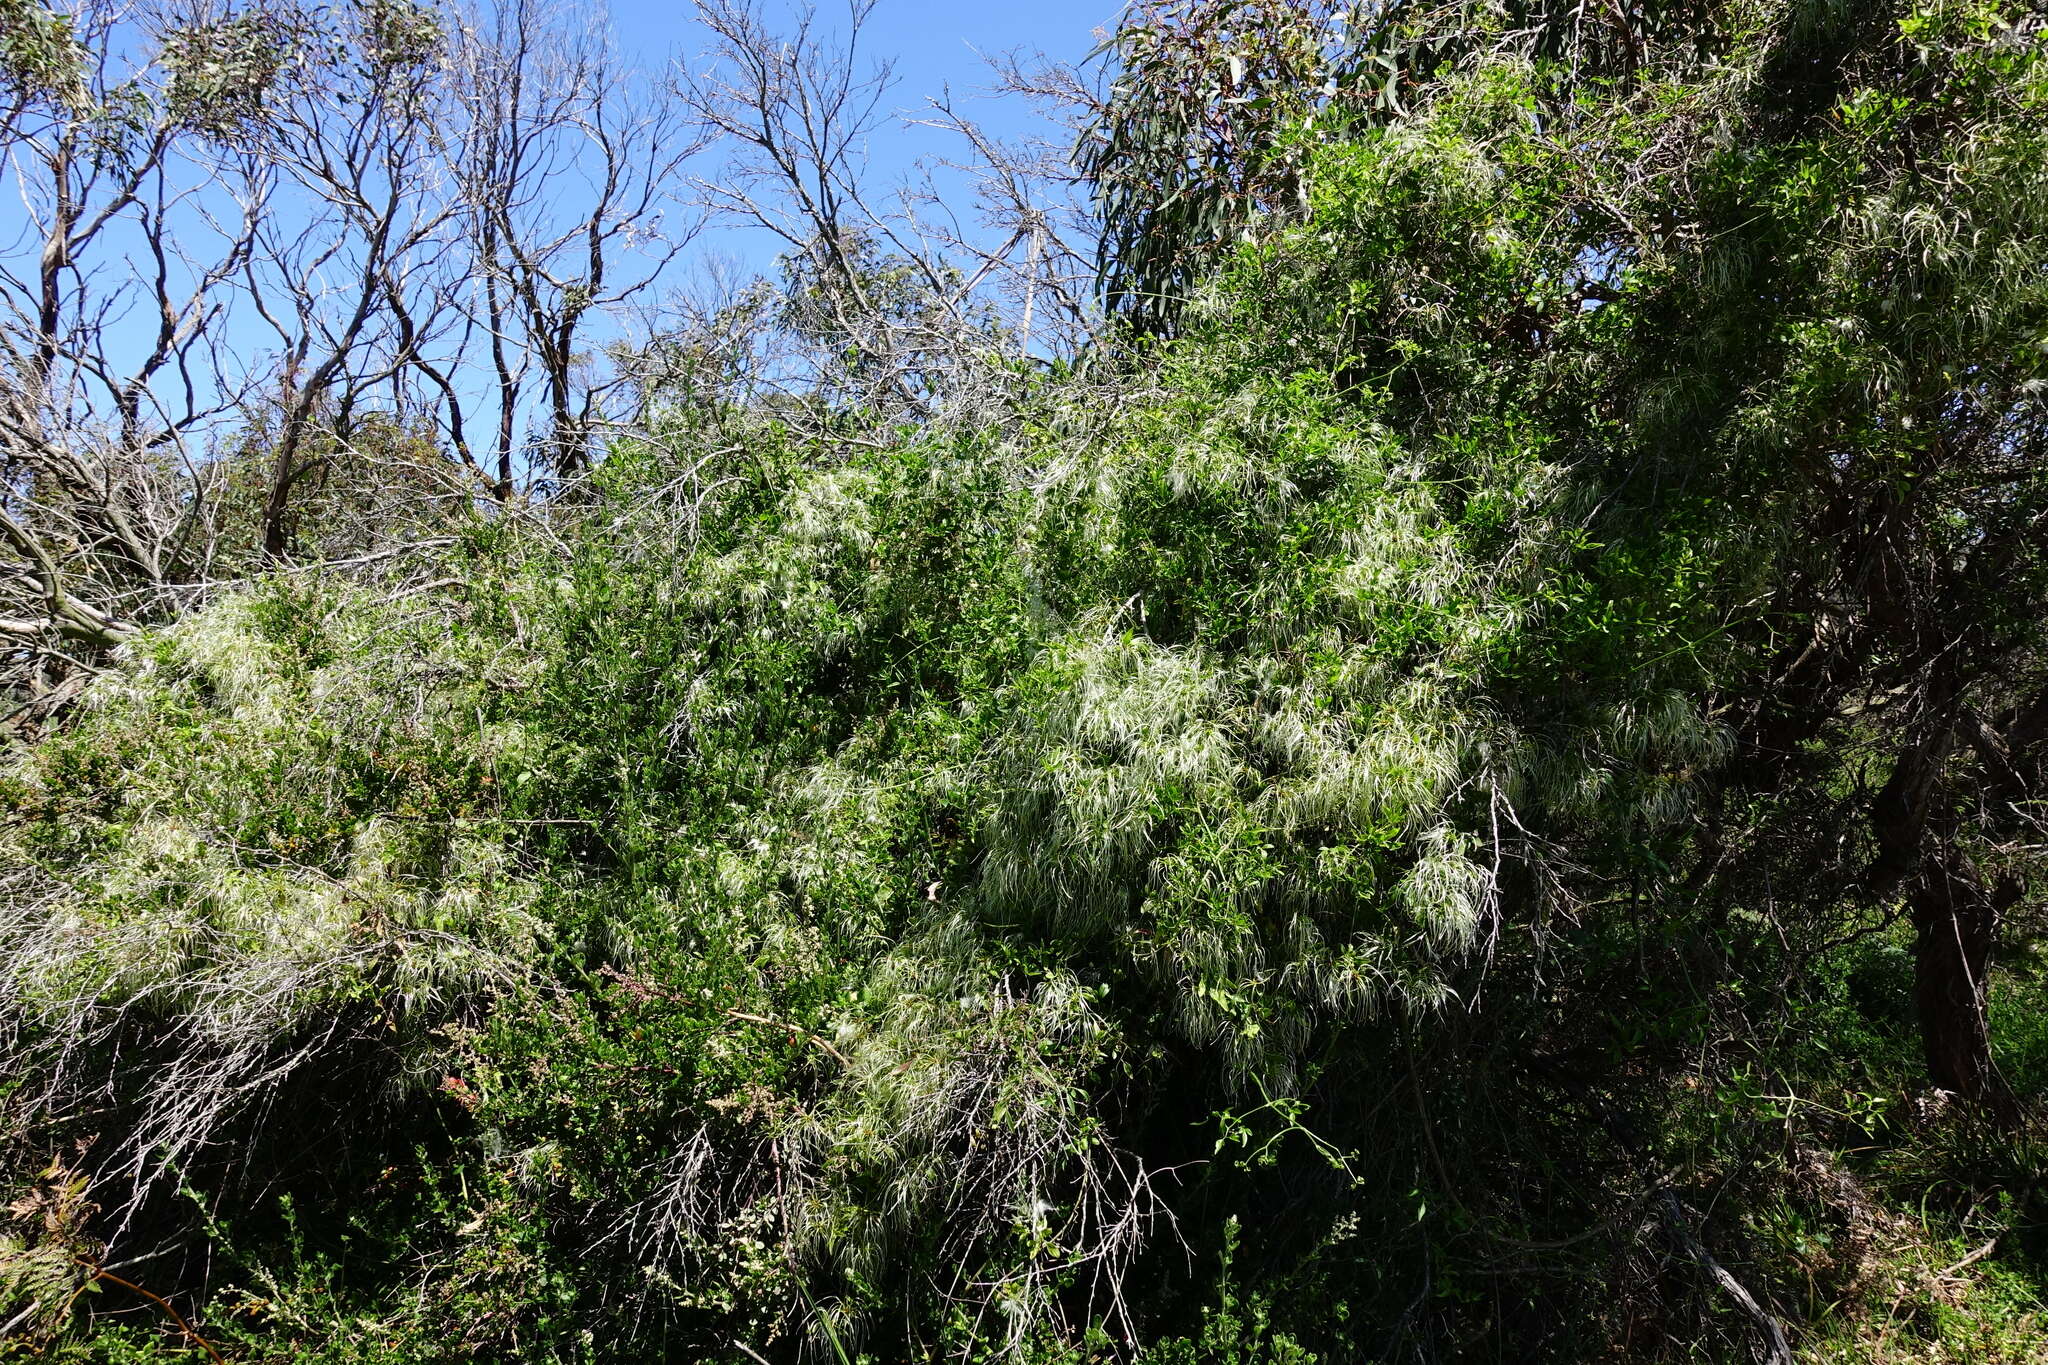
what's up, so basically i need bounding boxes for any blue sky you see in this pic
[633,0,1123,240]
[638,0,1125,136]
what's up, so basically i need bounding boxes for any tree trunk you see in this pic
[262,436,299,561]
[1910,858,2019,1122]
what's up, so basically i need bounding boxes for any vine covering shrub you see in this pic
[5,1,2048,1361]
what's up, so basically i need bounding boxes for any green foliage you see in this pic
[159,8,304,138]
[1137,1220,1317,1365]
[1080,0,1733,339]
[1082,0,1344,337]
[0,0,87,111]
[4,1,2048,1361]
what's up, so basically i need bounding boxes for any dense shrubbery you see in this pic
[4,1,2048,1361]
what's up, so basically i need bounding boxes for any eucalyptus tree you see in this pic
[234,0,473,560]
[0,0,708,715]
[1079,0,1729,339]
[444,0,705,487]
[0,0,269,701]
[1079,0,1345,338]
[671,0,1090,428]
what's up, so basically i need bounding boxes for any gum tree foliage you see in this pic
[1079,0,1344,338]
[2,0,2047,1362]
[1079,0,1727,338]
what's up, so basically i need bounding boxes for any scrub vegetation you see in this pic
[3,1,2047,1361]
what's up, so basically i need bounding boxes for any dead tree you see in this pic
[446,0,704,488]
[0,0,265,697]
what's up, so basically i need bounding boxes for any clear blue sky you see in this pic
[630,0,1126,112]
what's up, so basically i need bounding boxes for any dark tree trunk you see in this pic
[1910,858,2019,1122]
[1862,720,2023,1123]
[262,438,298,561]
